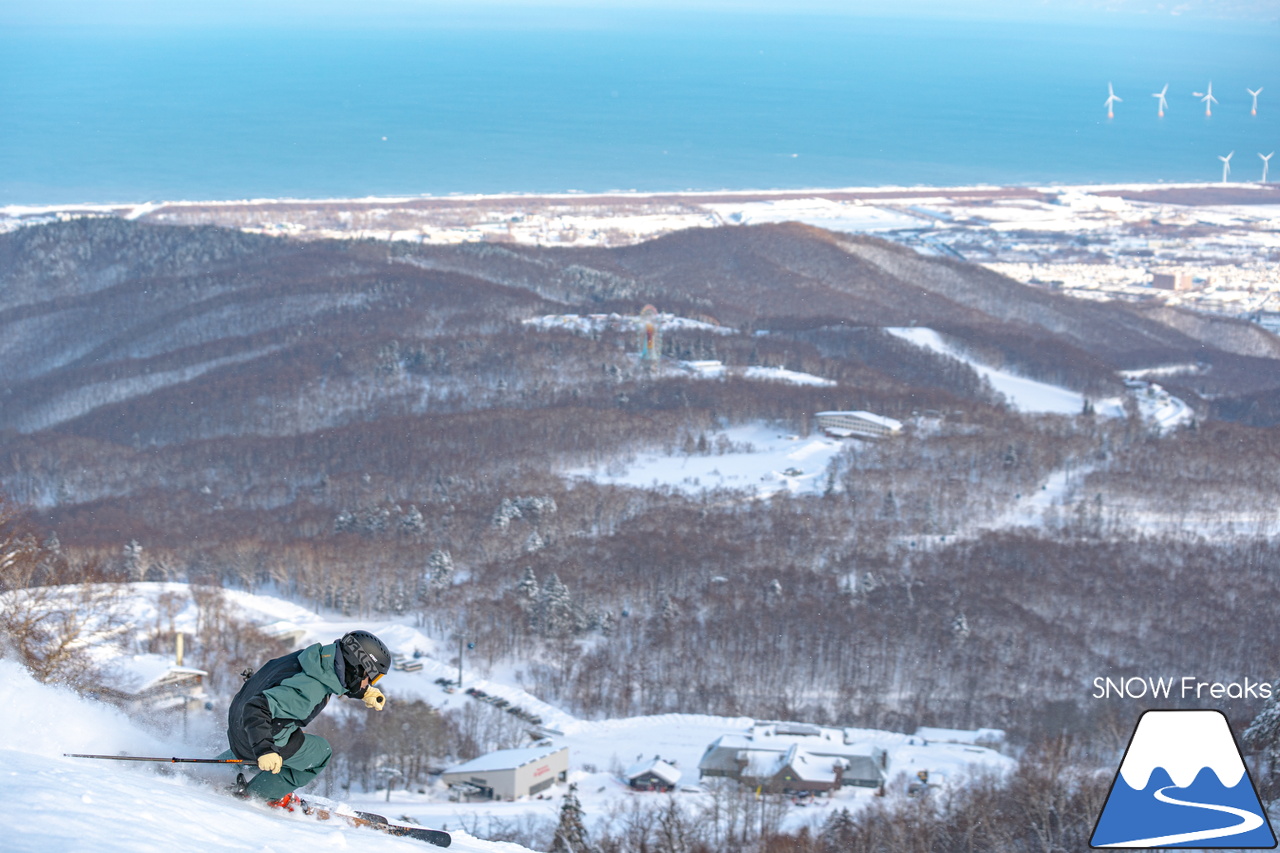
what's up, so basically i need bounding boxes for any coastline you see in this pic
[3,182,1277,317]
[4,180,1278,220]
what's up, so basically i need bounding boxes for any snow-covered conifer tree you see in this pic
[550,783,594,853]
[819,808,858,852]
[525,530,546,553]
[427,549,454,589]
[764,578,783,606]
[659,591,681,625]
[539,573,574,636]
[492,498,521,529]
[400,504,426,535]
[122,540,145,582]
[598,610,617,637]
[416,549,454,604]
[514,567,539,611]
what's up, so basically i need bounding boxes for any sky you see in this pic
[3,0,1278,28]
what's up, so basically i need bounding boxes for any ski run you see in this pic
[3,584,1015,852]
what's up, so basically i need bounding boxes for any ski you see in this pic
[66,753,451,847]
[293,793,452,848]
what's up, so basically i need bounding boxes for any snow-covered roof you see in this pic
[443,745,566,775]
[103,655,207,694]
[780,747,844,784]
[814,410,904,431]
[753,721,828,738]
[700,726,886,781]
[914,727,1006,746]
[914,726,1006,744]
[258,620,309,644]
[712,733,774,752]
[681,360,727,377]
[707,728,859,756]
[743,366,836,387]
[742,750,786,779]
[624,757,682,785]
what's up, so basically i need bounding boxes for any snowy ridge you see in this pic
[523,312,730,336]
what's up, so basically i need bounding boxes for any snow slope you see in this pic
[886,327,1103,416]
[0,658,530,853]
[10,584,1015,849]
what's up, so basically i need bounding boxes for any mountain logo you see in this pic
[1091,709,1276,848]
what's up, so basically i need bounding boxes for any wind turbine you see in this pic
[1193,82,1217,117]
[1261,152,1274,183]
[1152,84,1169,117]
[1248,87,1263,116]
[1219,151,1234,183]
[1105,82,1122,119]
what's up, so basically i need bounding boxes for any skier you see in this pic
[223,629,391,805]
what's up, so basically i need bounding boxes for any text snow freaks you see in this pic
[1092,676,1273,700]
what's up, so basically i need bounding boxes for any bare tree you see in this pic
[0,495,121,689]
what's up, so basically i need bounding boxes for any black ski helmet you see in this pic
[340,630,391,682]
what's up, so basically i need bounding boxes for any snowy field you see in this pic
[566,423,845,498]
[4,584,1014,852]
[703,197,925,233]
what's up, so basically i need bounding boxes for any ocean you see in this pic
[1,8,1277,205]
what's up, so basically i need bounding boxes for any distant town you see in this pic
[4,181,1278,322]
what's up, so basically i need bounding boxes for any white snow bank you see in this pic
[0,658,528,853]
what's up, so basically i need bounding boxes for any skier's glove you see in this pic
[257,752,283,774]
[363,686,386,711]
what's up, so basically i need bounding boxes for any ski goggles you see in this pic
[341,635,387,683]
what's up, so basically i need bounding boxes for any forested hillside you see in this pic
[4,216,1280,757]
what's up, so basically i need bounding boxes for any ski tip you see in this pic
[407,828,452,848]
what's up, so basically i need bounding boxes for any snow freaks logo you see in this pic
[1091,710,1277,849]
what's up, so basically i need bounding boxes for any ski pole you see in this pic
[64,753,257,765]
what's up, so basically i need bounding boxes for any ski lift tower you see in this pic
[638,304,663,368]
